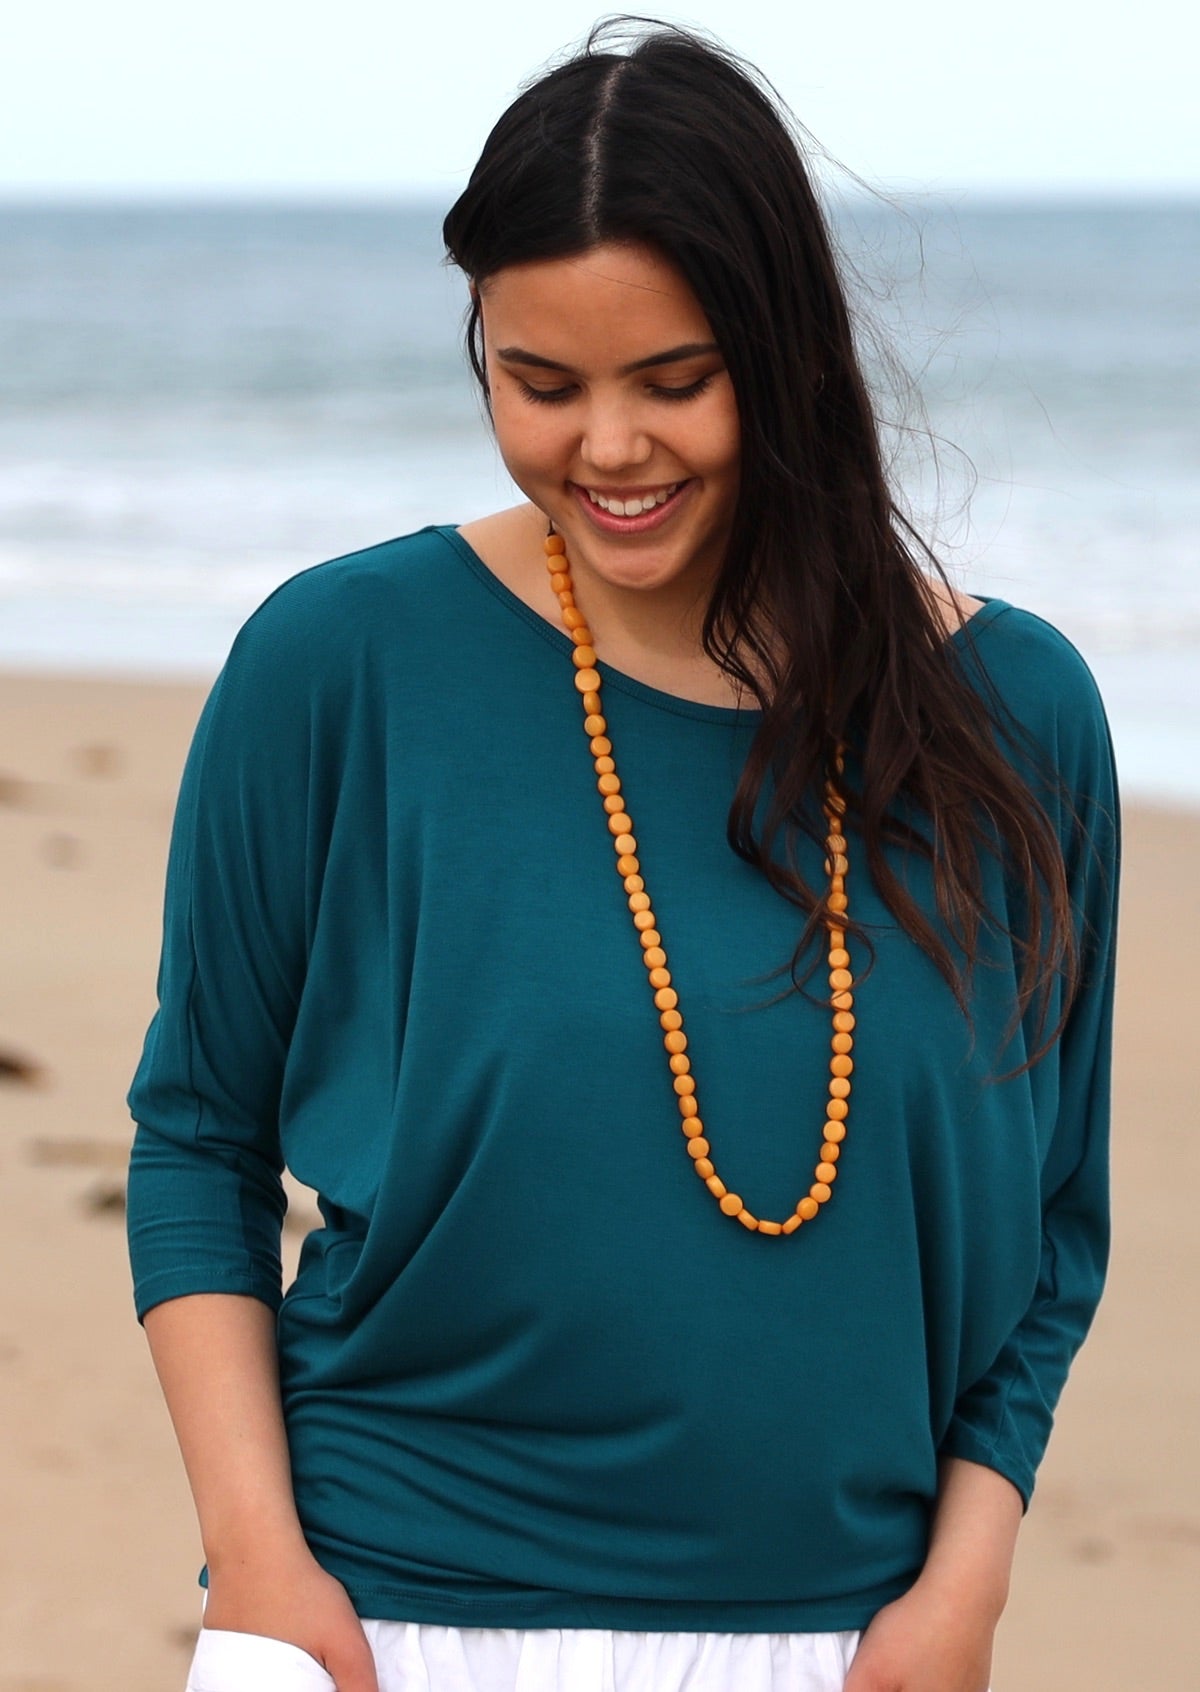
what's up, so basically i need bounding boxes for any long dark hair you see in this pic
[443,18,1078,1066]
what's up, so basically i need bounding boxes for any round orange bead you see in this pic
[639,929,661,949]
[820,1143,841,1162]
[694,1157,715,1179]
[615,833,637,855]
[595,755,616,775]
[829,968,853,991]
[573,627,594,646]
[826,1099,848,1121]
[833,1010,856,1033]
[650,968,672,989]
[660,1009,683,1031]
[624,874,645,894]
[550,570,569,593]
[828,947,850,969]
[656,987,679,1011]
[632,908,656,929]
[643,945,666,967]
[598,772,621,795]
[678,1093,698,1116]
[608,813,634,836]
[797,1197,820,1221]
[566,612,589,636]
[810,1182,832,1204]
[573,646,597,669]
[544,533,566,554]
[686,1137,710,1159]
[830,1055,854,1078]
[681,1116,702,1135]
[583,690,601,714]
[590,736,613,756]
[629,892,651,912]
[664,1030,687,1053]
[832,1032,853,1054]
[815,1162,838,1184]
[824,854,849,877]
[829,892,849,913]
[672,1074,695,1096]
[829,1077,851,1099]
[706,1175,728,1198]
[584,714,606,735]
[719,1192,743,1216]
[826,834,847,854]
[618,854,639,875]
[558,590,575,609]
[831,989,853,1011]
[668,1051,689,1074]
[603,795,625,815]
[823,1119,846,1140]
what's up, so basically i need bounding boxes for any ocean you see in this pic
[0,198,1196,803]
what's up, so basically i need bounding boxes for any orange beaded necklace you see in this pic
[545,528,854,1236]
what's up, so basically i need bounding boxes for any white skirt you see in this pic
[186,1619,863,1691]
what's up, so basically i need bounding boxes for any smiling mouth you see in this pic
[581,482,683,516]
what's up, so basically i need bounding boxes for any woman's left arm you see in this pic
[846,637,1122,1692]
[843,1456,1021,1692]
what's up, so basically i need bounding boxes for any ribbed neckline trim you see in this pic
[435,523,1013,725]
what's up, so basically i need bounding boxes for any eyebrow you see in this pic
[495,341,721,376]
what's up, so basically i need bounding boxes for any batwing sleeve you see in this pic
[937,632,1121,1506]
[126,589,322,1321]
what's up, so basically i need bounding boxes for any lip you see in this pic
[571,479,693,535]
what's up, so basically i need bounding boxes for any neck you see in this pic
[538,510,770,706]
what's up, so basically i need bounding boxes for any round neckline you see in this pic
[436,523,1012,724]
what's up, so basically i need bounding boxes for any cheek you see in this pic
[491,396,566,482]
[689,396,740,481]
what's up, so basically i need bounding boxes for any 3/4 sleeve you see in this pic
[937,642,1121,1506]
[126,592,321,1322]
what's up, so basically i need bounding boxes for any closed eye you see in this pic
[515,374,717,407]
[516,380,576,406]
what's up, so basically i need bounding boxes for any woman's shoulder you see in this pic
[237,525,458,641]
[199,526,465,734]
[951,595,1115,789]
[956,596,1103,703]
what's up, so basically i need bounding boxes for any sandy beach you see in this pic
[1,668,1196,1692]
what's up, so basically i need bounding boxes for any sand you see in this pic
[0,669,1196,1692]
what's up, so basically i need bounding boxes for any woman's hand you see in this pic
[842,1455,1022,1691]
[203,1540,378,1692]
[841,1572,996,1692]
[143,1296,376,1688]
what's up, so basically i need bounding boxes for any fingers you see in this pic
[326,1632,380,1692]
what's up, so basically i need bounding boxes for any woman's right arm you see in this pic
[127,584,376,1687]
[142,1294,377,1689]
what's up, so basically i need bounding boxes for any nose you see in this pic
[579,396,653,475]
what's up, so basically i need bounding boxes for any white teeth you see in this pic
[586,483,680,515]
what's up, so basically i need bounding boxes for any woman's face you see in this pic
[478,242,740,605]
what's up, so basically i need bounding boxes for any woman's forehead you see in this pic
[478,244,715,359]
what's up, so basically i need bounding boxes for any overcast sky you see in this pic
[3,0,1196,199]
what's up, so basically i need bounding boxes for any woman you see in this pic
[127,21,1119,1692]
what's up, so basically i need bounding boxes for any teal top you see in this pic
[126,524,1119,1633]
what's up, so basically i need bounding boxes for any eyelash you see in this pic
[516,375,716,407]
